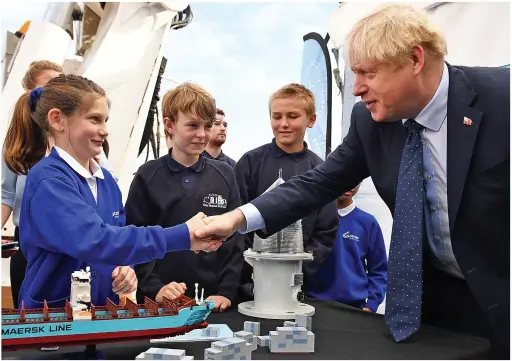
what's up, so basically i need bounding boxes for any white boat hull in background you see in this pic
[0,21,71,147]
[76,2,181,201]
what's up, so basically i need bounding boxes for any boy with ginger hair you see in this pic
[126,83,244,312]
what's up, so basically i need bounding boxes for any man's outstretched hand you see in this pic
[187,212,223,253]
[194,209,247,241]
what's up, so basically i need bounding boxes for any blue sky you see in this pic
[1,1,337,160]
[161,2,338,159]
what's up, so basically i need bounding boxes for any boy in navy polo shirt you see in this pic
[234,83,338,298]
[125,83,244,312]
[308,184,388,312]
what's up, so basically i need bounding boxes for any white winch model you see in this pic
[70,266,92,320]
[238,170,316,320]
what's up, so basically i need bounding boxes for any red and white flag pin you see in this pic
[463,117,473,126]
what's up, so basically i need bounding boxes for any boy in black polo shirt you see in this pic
[234,83,338,298]
[125,83,243,312]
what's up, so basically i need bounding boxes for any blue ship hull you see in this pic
[2,301,214,350]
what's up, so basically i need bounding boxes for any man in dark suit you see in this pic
[195,4,510,358]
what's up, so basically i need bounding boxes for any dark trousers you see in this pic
[10,227,27,308]
[422,260,507,359]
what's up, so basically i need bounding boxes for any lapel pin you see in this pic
[463,117,473,126]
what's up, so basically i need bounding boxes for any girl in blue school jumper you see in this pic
[308,184,388,312]
[1,60,117,309]
[3,74,221,309]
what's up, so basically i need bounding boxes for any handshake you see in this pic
[185,210,247,253]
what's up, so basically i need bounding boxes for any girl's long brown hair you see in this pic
[4,74,106,175]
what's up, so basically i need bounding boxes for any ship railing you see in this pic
[50,307,66,313]
[107,298,138,319]
[90,302,123,320]
[3,299,89,325]
[21,316,46,323]
[91,305,123,312]
[2,316,74,324]
[22,309,47,314]
[35,295,202,321]
[3,301,31,324]
[157,294,197,314]
[2,300,77,315]
[117,311,136,318]
[2,318,21,325]
[137,309,161,318]
[92,313,113,320]
[15,306,50,315]
[1,308,19,315]
[106,309,165,319]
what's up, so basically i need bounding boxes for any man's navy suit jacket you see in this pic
[251,64,510,351]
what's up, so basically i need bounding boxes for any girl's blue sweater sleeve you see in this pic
[26,175,191,265]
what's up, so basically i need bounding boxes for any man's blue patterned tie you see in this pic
[385,119,424,342]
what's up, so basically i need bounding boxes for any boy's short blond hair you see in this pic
[268,83,315,117]
[22,60,63,91]
[161,82,216,127]
[346,4,447,68]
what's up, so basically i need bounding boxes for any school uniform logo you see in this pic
[112,211,120,219]
[203,194,227,209]
[343,231,359,241]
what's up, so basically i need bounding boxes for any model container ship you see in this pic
[1,267,214,350]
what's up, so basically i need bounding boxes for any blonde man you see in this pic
[234,83,337,299]
[196,4,510,358]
